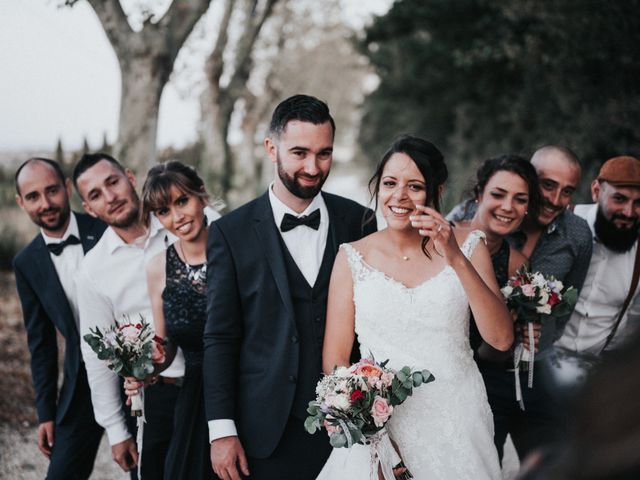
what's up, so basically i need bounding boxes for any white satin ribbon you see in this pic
[367,428,402,480]
[131,386,145,479]
[513,343,525,410]
[513,322,537,411]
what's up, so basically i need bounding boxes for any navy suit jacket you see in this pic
[13,212,106,424]
[203,191,376,458]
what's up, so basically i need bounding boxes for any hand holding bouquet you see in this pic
[83,314,159,416]
[305,357,435,480]
[501,268,577,406]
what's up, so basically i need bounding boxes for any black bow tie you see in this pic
[280,209,321,232]
[47,235,81,256]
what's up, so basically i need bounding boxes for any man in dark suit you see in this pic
[204,95,377,480]
[13,157,106,480]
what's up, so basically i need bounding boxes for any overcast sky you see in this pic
[0,0,391,157]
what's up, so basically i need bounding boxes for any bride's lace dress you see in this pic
[317,231,501,479]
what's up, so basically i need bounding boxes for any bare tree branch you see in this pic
[226,0,278,98]
[206,0,236,88]
[85,0,133,58]
[157,0,212,63]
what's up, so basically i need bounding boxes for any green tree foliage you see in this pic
[359,0,640,204]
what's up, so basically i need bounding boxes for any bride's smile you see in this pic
[379,152,427,228]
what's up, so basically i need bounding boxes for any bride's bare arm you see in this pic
[322,248,356,374]
[461,240,514,351]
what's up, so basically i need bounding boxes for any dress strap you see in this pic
[340,243,369,283]
[460,230,486,259]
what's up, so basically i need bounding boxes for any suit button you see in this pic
[316,337,323,345]
[288,375,297,383]
[291,335,298,343]
[314,317,321,323]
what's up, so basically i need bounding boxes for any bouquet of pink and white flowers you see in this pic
[83,314,164,416]
[501,268,577,406]
[501,267,577,325]
[305,357,434,480]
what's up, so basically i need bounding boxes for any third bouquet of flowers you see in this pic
[305,357,435,480]
[501,267,577,405]
[83,313,164,416]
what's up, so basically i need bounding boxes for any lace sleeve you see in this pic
[460,230,486,260]
[339,243,369,284]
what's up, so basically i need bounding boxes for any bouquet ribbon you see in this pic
[132,386,146,479]
[366,428,403,480]
[513,322,536,411]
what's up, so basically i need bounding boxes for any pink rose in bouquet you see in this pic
[371,396,394,427]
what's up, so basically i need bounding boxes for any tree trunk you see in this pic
[116,55,169,172]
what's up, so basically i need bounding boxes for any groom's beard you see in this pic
[594,206,639,253]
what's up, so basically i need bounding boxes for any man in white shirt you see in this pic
[13,158,106,480]
[204,95,376,479]
[73,153,184,478]
[557,155,640,355]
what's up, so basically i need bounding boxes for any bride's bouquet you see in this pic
[305,357,435,480]
[83,313,163,416]
[501,268,577,407]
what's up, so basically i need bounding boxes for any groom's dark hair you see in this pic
[268,94,335,139]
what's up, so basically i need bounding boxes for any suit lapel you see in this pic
[76,213,102,254]
[253,193,296,320]
[323,193,349,250]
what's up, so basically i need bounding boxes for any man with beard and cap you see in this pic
[442,145,593,461]
[204,94,376,480]
[557,156,640,355]
[73,153,185,478]
[13,158,106,479]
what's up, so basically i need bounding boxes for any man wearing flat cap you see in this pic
[557,155,640,354]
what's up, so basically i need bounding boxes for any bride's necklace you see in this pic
[178,241,206,284]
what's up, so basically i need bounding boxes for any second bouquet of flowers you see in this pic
[501,267,577,407]
[83,313,164,416]
[305,357,435,480]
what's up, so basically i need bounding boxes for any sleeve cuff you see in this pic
[105,423,133,446]
[208,419,238,443]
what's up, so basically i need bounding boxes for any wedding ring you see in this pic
[437,224,443,232]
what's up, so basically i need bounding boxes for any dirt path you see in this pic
[0,271,125,479]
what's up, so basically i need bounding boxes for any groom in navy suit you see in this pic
[204,95,376,479]
[13,158,106,480]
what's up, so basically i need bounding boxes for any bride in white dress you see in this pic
[318,136,513,479]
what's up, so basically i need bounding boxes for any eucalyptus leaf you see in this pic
[304,416,317,434]
[330,433,347,448]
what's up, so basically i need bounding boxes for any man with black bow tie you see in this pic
[13,158,106,479]
[204,95,376,479]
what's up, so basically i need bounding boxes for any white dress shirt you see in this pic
[208,187,330,443]
[41,212,84,328]
[556,204,640,354]
[77,215,185,445]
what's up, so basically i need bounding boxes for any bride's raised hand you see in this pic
[410,205,461,264]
